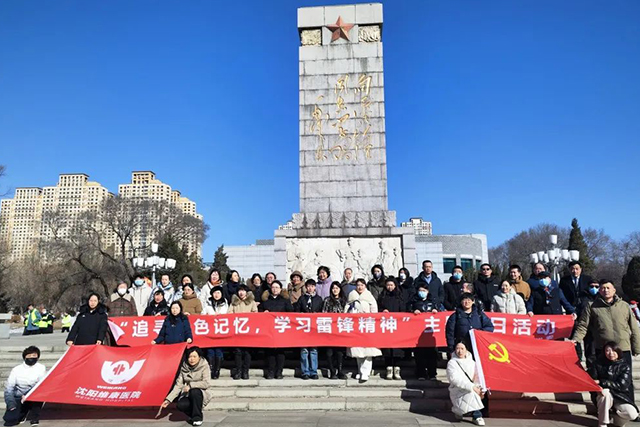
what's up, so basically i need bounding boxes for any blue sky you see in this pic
[1,0,639,260]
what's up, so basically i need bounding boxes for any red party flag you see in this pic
[470,330,601,393]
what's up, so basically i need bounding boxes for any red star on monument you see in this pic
[326,16,354,42]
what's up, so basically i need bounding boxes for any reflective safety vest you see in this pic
[61,315,72,328]
[38,315,48,328]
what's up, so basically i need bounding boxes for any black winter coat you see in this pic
[378,289,406,313]
[398,277,415,304]
[296,293,324,313]
[445,306,494,352]
[260,294,294,312]
[410,295,439,313]
[443,280,465,311]
[414,272,444,308]
[474,276,501,311]
[225,281,240,299]
[144,300,169,316]
[559,274,594,307]
[591,357,638,410]
[322,296,346,313]
[531,285,575,315]
[66,303,109,345]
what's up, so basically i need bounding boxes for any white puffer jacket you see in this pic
[491,289,526,314]
[345,289,382,358]
[446,351,484,416]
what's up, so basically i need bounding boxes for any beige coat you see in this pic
[165,358,213,406]
[179,293,203,315]
[229,293,258,314]
[510,278,531,301]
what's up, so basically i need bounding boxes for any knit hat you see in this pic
[290,271,303,281]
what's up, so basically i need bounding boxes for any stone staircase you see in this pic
[0,344,629,417]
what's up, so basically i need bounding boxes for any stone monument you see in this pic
[274,3,418,282]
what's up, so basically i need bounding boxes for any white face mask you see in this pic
[117,288,127,296]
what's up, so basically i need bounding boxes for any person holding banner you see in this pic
[445,293,493,354]
[3,346,46,427]
[152,301,193,345]
[378,277,407,380]
[446,339,486,426]
[260,280,293,379]
[345,278,382,383]
[323,282,348,380]
[203,285,228,379]
[296,279,323,380]
[144,290,169,316]
[161,347,212,427]
[411,284,440,381]
[229,284,258,380]
[66,292,108,346]
[592,342,638,427]
[107,280,137,317]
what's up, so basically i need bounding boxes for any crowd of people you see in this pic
[6,259,640,427]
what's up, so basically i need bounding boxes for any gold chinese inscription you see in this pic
[309,74,376,162]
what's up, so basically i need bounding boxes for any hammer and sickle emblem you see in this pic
[488,341,510,363]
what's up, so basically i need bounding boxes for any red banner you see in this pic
[109,312,574,348]
[470,330,600,393]
[26,343,186,406]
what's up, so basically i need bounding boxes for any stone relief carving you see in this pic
[286,211,397,229]
[286,237,403,282]
[358,25,381,43]
[301,29,322,46]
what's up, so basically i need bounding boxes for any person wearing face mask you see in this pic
[367,264,386,299]
[129,274,152,316]
[106,280,137,317]
[444,266,467,311]
[527,262,547,290]
[528,271,576,318]
[37,306,55,334]
[411,285,440,380]
[2,346,46,427]
[573,279,601,370]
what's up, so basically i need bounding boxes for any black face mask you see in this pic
[24,358,38,366]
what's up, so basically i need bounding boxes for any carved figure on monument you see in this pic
[391,247,402,274]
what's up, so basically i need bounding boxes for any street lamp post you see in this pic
[529,234,579,283]
[132,242,177,287]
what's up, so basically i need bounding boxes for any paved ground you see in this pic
[25,410,601,427]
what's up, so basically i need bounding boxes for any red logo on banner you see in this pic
[26,344,186,406]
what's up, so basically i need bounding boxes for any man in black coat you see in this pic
[414,260,444,309]
[474,263,501,311]
[443,265,465,311]
[559,261,593,308]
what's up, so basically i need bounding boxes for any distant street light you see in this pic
[132,242,176,287]
[529,234,579,283]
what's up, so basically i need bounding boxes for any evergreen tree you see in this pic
[568,218,595,274]
[212,245,230,282]
[622,256,640,301]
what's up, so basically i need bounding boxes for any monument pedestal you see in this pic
[274,212,417,282]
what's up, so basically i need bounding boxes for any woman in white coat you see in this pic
[345,278,382,383]
[491,281,526,314]
[446,339,486,426]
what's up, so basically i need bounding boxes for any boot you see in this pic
[393,366,402,380]
[241,369,249,380]
[212,356,222,380]
[337,359,347,380]
[232,351,242,380]
[327,356,336,379]
[242,351,251,380]
[386,366,393,380]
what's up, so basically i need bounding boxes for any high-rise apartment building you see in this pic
[0,172,203,261]
[118,171,203,257]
